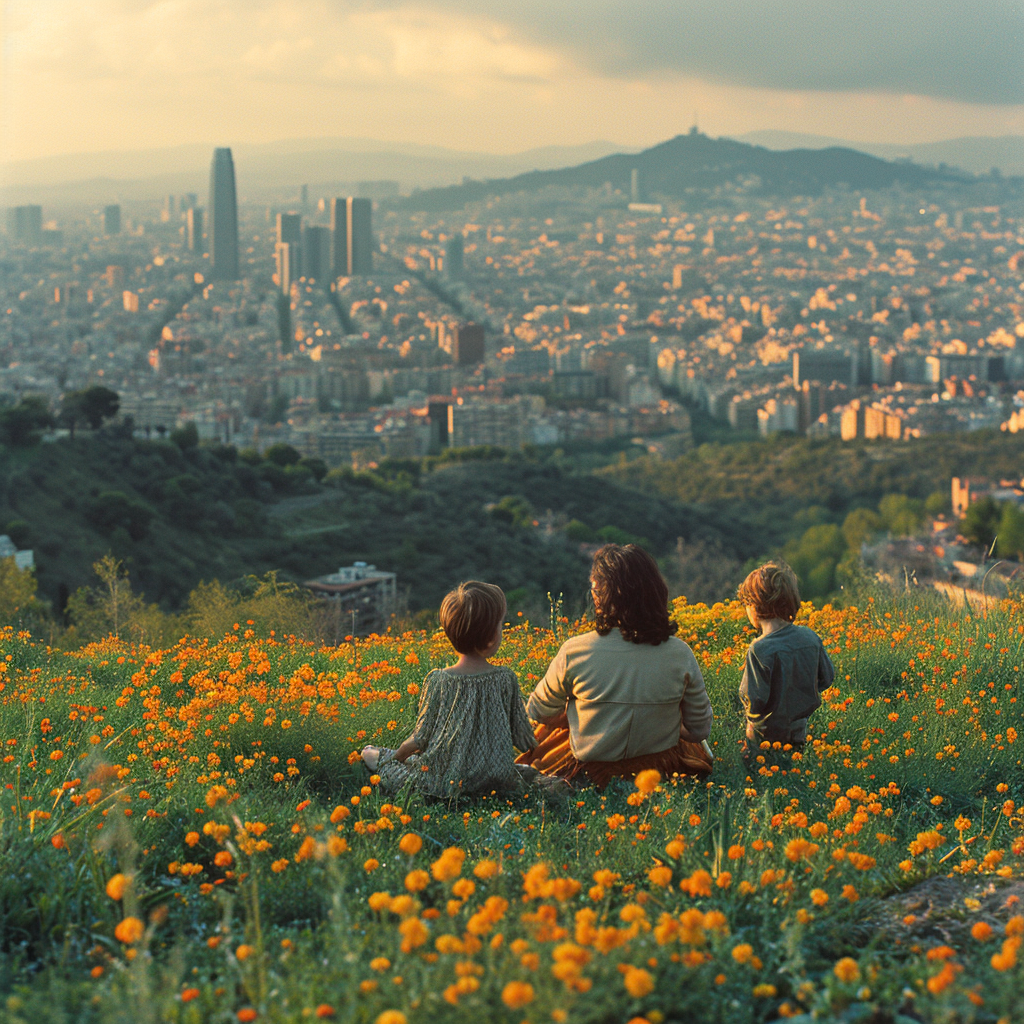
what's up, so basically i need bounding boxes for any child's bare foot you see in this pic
[361,745,380,770]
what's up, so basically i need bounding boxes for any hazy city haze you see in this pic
[3,0,1023,168]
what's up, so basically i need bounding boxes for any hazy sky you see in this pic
[3,0,1023,163]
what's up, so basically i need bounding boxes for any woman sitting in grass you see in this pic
[361,580,538,798]
[518,543,713,788]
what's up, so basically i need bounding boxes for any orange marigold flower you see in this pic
[399,833,422,856]
[810,889,829,907]
[833,958,860,983]
[375,1014,407,1024]
[473,858,499,880]
[114,917,145,944]
[431,847,466,882]
[185,831,200,847]
[315,1006,335,1018]
[971,921,993,941]
[634,770,661,795]
[235,944,253,961]
[181,988,200,1002]
[106,873,129,901]
[727,844,745,860]
[501,981,535,1009]
[647,865,672,887]
[405,869,430,892]
[623,966,655,998]
[237,1010,258,1023]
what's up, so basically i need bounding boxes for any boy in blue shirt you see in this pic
[737,561,834,751]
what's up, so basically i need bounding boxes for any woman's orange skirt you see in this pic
[515,714,712,790]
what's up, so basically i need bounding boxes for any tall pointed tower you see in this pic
[208,148,239,280]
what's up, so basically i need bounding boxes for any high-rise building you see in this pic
[186,207,204,252]
[180,192,197,212]
[302,225,331,283]
[103,204,121,236]
[275,242,299,294]
[162,195,176,222]
[630,168,640,202]
[452,323,485,366]
[276,212,302,278]
[445,233,464,280]
[330,197,373,277]
[6,205,43,244]
[208,148,239,280]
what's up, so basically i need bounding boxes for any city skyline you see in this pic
[3,0,1023,169]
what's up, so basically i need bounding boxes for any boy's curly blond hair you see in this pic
[737,561,800,622]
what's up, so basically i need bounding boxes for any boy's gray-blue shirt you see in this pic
[739,623,834,741]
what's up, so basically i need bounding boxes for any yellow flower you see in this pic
[375,1013,407,1024]
[501,981,535,1009]
[833,958,860,983]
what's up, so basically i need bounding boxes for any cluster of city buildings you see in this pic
[2,146,1022,470]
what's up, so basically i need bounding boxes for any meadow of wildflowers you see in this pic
[1,592,1024,1023]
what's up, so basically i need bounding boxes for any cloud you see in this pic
[3,0,1022,164]
[389,0,1024,105]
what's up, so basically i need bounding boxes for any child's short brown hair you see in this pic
[439,581,507,654]
[737,561,800,622]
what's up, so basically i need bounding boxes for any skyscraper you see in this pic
[330,197,373,278]
[276,212,302,278]
[186,207,204,252]
[6,205,43,244]
[276,242,297,295]
[208,148,239,280]
[302,225,331,283]
[445,232,464,280]
[452,323,485,365]
[103,204,121,236]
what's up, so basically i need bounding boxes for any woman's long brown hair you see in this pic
[591,543,673,645]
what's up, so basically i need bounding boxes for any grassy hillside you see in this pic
[0,434,727,617]
[1,590,1022,1022]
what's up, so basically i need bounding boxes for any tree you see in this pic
[960,496,1000,552]
[996,503,1024,562]
[264,443,301,467]
[0,397,54,446]
[878,494,924,537]
[65,554,170,643]
[87,491,153,541]
[842,508,882,552]
[170,421,199,449]
[0,557,47,628]
[60,386,120,436]
[784,523,845,599]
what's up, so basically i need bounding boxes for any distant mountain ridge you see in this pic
[0,138,633,206]
[396,131,972,211]
[735,131,1024,177]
